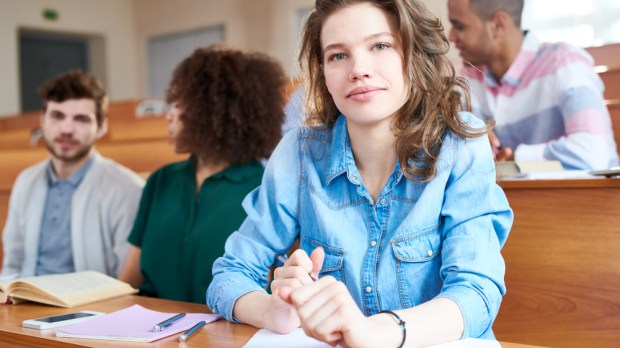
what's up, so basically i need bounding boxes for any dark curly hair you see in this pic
[299,0,490,182]
[38,69,109,127]
[166,45,286,164]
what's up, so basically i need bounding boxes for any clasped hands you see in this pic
[266,247,397,348]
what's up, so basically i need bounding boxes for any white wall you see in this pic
[0,0,140,116]
[133,0,273,97]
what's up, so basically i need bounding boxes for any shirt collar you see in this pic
[325,115,404,186]
[326,115,350,183]
[46,156,95,187]
[488,30,539,87]
[174,155,263,183]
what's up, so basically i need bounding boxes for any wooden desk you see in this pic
[0,295,542,348]
[494,178,620,348]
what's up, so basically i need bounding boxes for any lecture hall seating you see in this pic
[0,79,299,267]
[0,100,186,268]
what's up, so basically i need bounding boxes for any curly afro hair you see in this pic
[166,44,287,164]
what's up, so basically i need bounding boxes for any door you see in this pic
[20,30,89,112]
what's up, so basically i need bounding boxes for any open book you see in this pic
[0,271,137,308]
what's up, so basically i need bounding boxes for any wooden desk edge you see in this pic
[0,295,549,348]
[498,177,620,189]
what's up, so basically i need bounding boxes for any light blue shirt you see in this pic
[282,86,305,135]
[207,113,513,339]
[35,157,94,275]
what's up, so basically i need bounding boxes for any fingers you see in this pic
[288,278,359,345]
[272,247,323,303]
[496,147,514,161]
[309,247,325,280]
[277,285,293,304]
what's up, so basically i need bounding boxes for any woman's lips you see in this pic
[347,86,384,101]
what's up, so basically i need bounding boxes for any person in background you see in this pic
[119,45,286,304]
[207,0,513,347]
[1,70,144,278]
[448,0,618,170]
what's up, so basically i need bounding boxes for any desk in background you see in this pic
[0,295,543,348]
[494,178,620,348]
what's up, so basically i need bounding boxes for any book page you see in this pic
[0,280,9,303]
[6,271,137,307]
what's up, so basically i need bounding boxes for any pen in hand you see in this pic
[153,313,186,332]
[179,320,206,342]
[276,254,319,281]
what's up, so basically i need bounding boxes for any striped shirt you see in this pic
[462,32,618,170]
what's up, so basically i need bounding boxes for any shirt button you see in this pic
[365,286,372,293]
[427,250,433,257]
[370,241,377,247]
[379,198,387,205]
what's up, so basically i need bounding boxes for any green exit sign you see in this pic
[42,8,59,21]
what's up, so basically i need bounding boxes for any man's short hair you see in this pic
[38,70,109,126]
[469,0,524,27]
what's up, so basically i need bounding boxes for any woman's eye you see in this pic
[374,43,390,50]
[329,53,347,61]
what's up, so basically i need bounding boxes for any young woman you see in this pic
[207,1,513,347]
[119,45,286,303]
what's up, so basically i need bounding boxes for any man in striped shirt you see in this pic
[447,0,618,170]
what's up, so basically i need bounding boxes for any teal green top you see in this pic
[128,157,264,303]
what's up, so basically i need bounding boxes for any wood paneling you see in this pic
[586,43,620,70]
[608,101,620,156]
[494,179,620,348]
[600,69,620,101]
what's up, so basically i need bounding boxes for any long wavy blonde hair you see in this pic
[299,0,490,182]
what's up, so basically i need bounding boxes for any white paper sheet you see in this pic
[243,328,502,348]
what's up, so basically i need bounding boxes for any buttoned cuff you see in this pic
[207,275,267,323]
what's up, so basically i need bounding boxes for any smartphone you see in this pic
[22,310,104,330]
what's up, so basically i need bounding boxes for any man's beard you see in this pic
[44,136,93,164]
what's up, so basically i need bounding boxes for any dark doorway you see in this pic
[19,30,89,112]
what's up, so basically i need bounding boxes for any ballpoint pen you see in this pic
[153,313,186,332]
[276,254,318,281]
[179,320,206,342]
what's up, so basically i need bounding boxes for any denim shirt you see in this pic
[207,112,513,339]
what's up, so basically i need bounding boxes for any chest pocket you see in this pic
[302,238,345,282]
[391,226,441,262]
[390,225,443,308]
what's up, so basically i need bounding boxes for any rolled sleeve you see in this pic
[206,131,301,321]
[438,115,513,337]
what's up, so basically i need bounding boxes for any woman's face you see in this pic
[321,3,408,130]
[165,103,186,153]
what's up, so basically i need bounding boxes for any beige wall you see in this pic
[0,0,140,116]
[0,0,451,116]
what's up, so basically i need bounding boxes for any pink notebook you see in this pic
[56,304,221,342]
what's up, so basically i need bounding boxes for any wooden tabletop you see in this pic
[498,176,620,189]
[0,295,546,347]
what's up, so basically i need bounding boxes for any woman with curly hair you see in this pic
[119,45,286,303]
[207,0,513,346]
